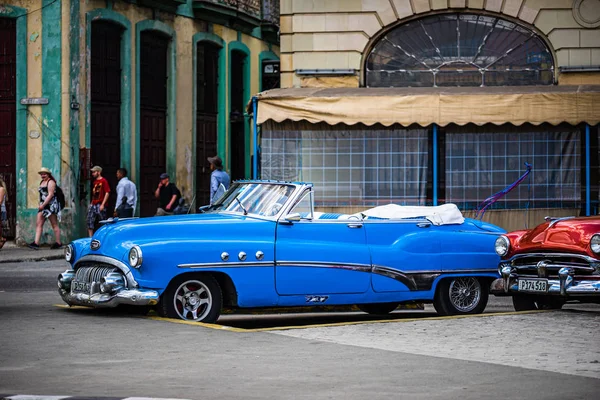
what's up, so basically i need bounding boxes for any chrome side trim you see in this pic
[372,266,498,291]
[74,255,138,288]
[178,261,275,269]
[372,266,498,275]
[276,261,372,272]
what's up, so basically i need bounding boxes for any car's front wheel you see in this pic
[512,295,564,311]
[158,275,222,323]
[433,277,488,316]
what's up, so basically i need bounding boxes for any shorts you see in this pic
[87,204,107,229]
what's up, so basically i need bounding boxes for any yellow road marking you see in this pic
[147,310,551,332]
[55,304,551,332]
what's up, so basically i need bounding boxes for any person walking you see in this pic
[0,177,7,250]
[28,167,62,249]
[208,156,230,204]
[87,165,110,236]
[114,167,137,218]
[154,173,180,216]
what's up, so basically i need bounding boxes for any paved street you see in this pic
[0,257,598,399]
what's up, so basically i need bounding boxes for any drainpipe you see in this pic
[433,124,438,206]
[585,124,590,216]
[252,96,258,179]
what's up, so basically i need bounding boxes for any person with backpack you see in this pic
[114,167,137,218]
[28,167,62,249]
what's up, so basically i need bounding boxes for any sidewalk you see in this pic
[0,240,65,264]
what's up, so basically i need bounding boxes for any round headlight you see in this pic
[591,234,600,254]
[128,245,143,268]
[64,244,74,263]
[495,236,510,257]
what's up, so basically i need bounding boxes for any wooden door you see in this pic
[230,50,246,181]
[139,31,168,217]
[0,18,16,238]
[195,43,219,208]
[90,21,122,217]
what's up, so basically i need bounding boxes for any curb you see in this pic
[0,253,65,264]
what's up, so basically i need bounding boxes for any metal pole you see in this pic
[585,124,590,216]
[252,96,258,179]
[433,124,438,206]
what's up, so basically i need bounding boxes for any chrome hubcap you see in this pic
[174,280,212,321]
[449,277,481,312]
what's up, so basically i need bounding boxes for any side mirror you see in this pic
[282,213,301,223]
[198,205,211,213]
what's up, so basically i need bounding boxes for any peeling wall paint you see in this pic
[5,0,279,244]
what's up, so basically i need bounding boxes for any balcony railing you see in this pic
[195,0,261,19]
[261,0,279,26]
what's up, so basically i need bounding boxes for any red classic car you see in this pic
[490,216,600,310]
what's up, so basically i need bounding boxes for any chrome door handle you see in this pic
[347,223,363,229]
[417,222,431,228]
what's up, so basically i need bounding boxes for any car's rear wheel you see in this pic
[358,302,399,315]
[512,295,564,311]
[158,275,222,323]
[433,277,488,316]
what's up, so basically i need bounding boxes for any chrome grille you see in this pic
[509,253,598,277]
[74,265,120,284]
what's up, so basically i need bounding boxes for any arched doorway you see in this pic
[90,21,123,217]
[229,49,247,181]
[195,42,220,208]
[139,31,169,216]
[0,18,16,238]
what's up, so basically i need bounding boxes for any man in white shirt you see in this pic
[114,168,137,218]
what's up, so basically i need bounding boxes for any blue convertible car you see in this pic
[58,181,505,322]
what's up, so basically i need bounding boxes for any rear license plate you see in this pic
[71,280,90,293]
[518,278,548,293]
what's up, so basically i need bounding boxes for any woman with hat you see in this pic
[208,155,230,204]
[29,167,62,249]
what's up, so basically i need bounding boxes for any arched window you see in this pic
[365,13,554,87]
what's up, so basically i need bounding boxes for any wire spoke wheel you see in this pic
[434,276,488,316]
[449,277,482,313]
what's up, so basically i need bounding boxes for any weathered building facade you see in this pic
[0,0,279,243]
[255,0,600,231]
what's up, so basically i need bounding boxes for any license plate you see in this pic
[72,280,90,293]
[518,278,548,293]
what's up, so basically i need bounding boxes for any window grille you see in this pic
[366,13,554,87]
[260,121,430,207]
[443,125,581,210]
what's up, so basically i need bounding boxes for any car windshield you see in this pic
[213,183,297,217]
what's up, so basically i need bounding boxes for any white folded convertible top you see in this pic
[357,203,465,225]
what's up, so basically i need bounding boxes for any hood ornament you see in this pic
[91,239,101,250]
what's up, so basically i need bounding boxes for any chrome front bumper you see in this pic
[491,268,600,297]
[58,269,159,308]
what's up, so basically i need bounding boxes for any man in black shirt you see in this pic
[154,173,181,216]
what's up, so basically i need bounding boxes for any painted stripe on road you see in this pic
[54,304,551,332]
[147,310,551,332]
